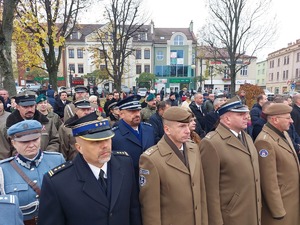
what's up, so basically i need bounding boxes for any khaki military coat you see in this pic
[139,136,208,225]
[254,124,300,225]
[58,124,77,161]
[200,123,261,225]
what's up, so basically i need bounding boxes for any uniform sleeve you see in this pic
[139,154,161,225]
[37,174,65,225]
[45,120,60,152]
[200,138,223,225]
[0,125,14,160]
[58,126,71,160]
[254,139,286,218]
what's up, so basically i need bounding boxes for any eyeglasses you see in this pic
[276,116,292,120]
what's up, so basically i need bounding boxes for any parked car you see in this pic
[16,86,27,94]
[58,86,72,96]
[264,89,275,101]
[121,85,130,94]
[282,91,299,98]
[137,87,148,97]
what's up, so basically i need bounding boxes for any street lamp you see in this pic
[191,64,196,91]
[210,66,213,92]
[199,58,203,92]
[69,67,74,96]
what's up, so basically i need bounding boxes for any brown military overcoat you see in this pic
[139,137,208,225]
[200,123,261,225]
[254,124,300,225]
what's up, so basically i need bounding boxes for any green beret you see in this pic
[265,103,292,116]
[146,93,155,102]
[36,94,47,104]
[162,106,192,123]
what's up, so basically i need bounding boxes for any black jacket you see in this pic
[291,105,300,136]
[250,103,262,125]
[54,99,71,118]
[38,153,142,225]
[148,112,164,144]
[189,101,207,131]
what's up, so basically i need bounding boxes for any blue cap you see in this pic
[7,120,42,141]
[116,95,141,110]
[74,99,91,108]
[74,85,88,93]
[66,112,115,141]
[217,96,249,116]
[15,91,36,106]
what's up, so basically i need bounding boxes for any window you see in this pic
[262,79,265,84]
[269,73,273,81]
[284,56,290,65]
[277,58,280,67]
[269,60,274,68]
[78,64,84,74]
[77,49,83,58]
[69,64,75,73]
[240,66,248,76]
[144,65,150,73]
[136,65,141,74]
[136,49,141,59]
[174,35,184,45]
[156,51,164,61]
[286,70,289,79]
[144,49,150,59]
[296,68,299,78]
[68,49,74,58]
[99,50,106,59]
[297,53,300,62]
[277,72,279,81]
[70,32,78,40]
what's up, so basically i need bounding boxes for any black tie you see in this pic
[98,169,107,194]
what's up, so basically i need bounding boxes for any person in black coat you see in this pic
[54,91,71,119]
[189,93,207,131]
[148,100,171,144]
[250,94,268,125]
[38,112,142,225]
[291,94,300,136]
[205,97,226,133]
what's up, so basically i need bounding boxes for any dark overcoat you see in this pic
[37,153,142,225]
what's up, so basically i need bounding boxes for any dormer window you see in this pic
[174,35,183,45]
[70,31,80,40]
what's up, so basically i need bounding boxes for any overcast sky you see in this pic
[81,0,300,61]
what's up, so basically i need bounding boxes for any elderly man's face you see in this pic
[75,137,112,168]
[16,104,36,119]
[194,94,204,105]
[12,137,40,159]
[0,90,9,101]
[75,107,94,118]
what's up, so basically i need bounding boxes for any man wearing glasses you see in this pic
[255,103,300,225]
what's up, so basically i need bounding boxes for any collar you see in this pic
[230,129,239,137]
[266,122,285,139]
[15,151,43,169]
[88,162,108,180]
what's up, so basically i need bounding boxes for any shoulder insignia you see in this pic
[142,122,152,127]
[112,126,119,131]
[48,161,73,177]
[0,157,14,164]
[204,131,217,140]
[144,147,157,156]
[113,151,129,156]
[0,195,17,204]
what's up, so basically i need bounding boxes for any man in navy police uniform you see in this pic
[112,95,155,181]
[38,112,142,225]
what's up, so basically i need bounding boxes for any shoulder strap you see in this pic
[9,160,41,195]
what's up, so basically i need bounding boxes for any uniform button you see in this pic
[110,213,113,217]
[192,182,194,186]
[33,180,37,183]
[256,179,258,182]
[195,205,198,210]
[14,188,17,191]
[31,168,35,171]
[36,195,39,198]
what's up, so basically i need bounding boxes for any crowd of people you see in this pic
[0,86,300,225]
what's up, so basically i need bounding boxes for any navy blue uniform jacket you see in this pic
[112,120,155,179]
[37,153,141,225]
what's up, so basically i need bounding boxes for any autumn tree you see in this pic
[0,0,19,95]
[14,0,90,90]
[201,0,276,96]
[136,72,156,89]
[91,0,148,92]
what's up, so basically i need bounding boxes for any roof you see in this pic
[153,28,197,44]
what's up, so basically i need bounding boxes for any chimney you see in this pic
[150,20,154,34]
[189,20,193,32]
